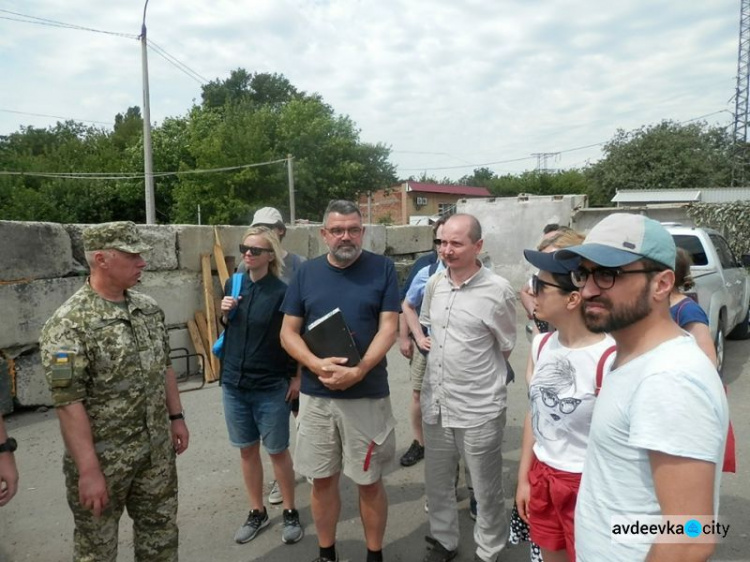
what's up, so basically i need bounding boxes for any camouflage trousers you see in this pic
[64,444,178,562]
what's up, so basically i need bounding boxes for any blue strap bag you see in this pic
[211,273,244,358]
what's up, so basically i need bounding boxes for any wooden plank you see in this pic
[194,311,212,363]
[187,319,215,382]
[214,297,223,335]
[201,253,221,379]
[213,227,230,291]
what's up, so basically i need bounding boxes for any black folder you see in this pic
[302,308,361,366]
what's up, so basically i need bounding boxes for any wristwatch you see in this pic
[169,410,185,421]
[0,437,17,453]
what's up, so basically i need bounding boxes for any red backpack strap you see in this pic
[595,345,617,396]
[536,332,554,361]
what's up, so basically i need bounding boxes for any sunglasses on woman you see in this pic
[239,244,274,256]
[531,274,572,296]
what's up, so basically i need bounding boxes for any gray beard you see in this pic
[331,245,360,263]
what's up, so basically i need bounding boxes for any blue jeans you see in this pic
[222,382,291,454]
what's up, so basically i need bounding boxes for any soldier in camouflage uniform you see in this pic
[39,221,189,562]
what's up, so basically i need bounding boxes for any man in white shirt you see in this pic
[556,214,728,562]
[418,214,516,562]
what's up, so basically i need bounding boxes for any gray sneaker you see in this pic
[282,508,304,544]
[268,480,283,505]
[234,508,269,544]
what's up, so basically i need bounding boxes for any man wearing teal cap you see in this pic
[556,214,728,561]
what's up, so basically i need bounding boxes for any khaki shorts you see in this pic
[410,351,427,392]
[294,395,397,485]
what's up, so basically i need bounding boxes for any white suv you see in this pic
[665,224,750,374]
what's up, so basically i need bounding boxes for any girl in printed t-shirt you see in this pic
[515,248,615,562]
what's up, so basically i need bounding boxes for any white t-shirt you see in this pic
[530,332,616,473]
[575,336,728,561]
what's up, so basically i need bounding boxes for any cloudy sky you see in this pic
[0,1,741,180]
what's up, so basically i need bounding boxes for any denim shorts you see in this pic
[222,382,291,454]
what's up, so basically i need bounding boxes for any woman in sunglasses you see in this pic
[515,249,615,562]
[218,227,304,547]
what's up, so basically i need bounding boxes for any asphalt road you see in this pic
[1,313,748,562]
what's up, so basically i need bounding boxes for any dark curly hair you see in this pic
[674,248,695,291]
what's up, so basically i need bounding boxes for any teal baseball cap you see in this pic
[555,214,676,270]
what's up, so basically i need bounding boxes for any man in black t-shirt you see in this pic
[281,200,400,562]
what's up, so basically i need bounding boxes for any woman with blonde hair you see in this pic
[219,226,304,547]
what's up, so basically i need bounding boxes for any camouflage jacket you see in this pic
[40,280,172,461]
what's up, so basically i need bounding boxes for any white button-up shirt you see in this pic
[419,266,516,429]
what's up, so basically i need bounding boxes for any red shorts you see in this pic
[527,457,581,560]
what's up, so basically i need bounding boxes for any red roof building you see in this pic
[359,181,491,225]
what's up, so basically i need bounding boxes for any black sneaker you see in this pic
[311,554,337,562]
[234,508,270,543]
[423,536,458,562]
[282,509,304,544]
[400,440,425,467]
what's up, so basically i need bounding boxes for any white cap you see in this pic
[251,207,283,226]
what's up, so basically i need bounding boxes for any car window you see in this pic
[709,234,738,269]
[672,234,708,266]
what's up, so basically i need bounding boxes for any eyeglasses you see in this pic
[325,227,363,238]
[433,238,442,246]
[570,267,662,290]
[531,274,571,296]
[539,387,582,414]
[239,244,274,256]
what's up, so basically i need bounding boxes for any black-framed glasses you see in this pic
[539,387,582,414]
[239,244,274,256]
[325,227,363,238]
[433,238,442,246]
[531,274,570,296]
[570,267,662,290]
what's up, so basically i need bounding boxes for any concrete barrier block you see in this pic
[284,226,315,259]
[176,225,251,272]
[0,277,84,349]
[139,225,178,271]
[14,351,52,408]
[364,225,386,255]
[385,225,433,255]
[137,270,214,327]
[0,221,75,282]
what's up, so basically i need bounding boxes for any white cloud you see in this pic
[0,0,739,178]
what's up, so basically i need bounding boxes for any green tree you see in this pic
[201,69,301,109]
[586,120,734,205]
[0,70,397,224]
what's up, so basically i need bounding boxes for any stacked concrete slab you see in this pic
[0,220,430,414]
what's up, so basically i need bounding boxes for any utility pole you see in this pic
[140,0,156,224]
[732,0,750,186]
[287,154,296,224]
[531,152,560,174]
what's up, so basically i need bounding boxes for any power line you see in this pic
[0,158,289,181]
[147,40,209,84]
[399,109,734,173]
[0,108,113,126]
[0,9,138,39]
